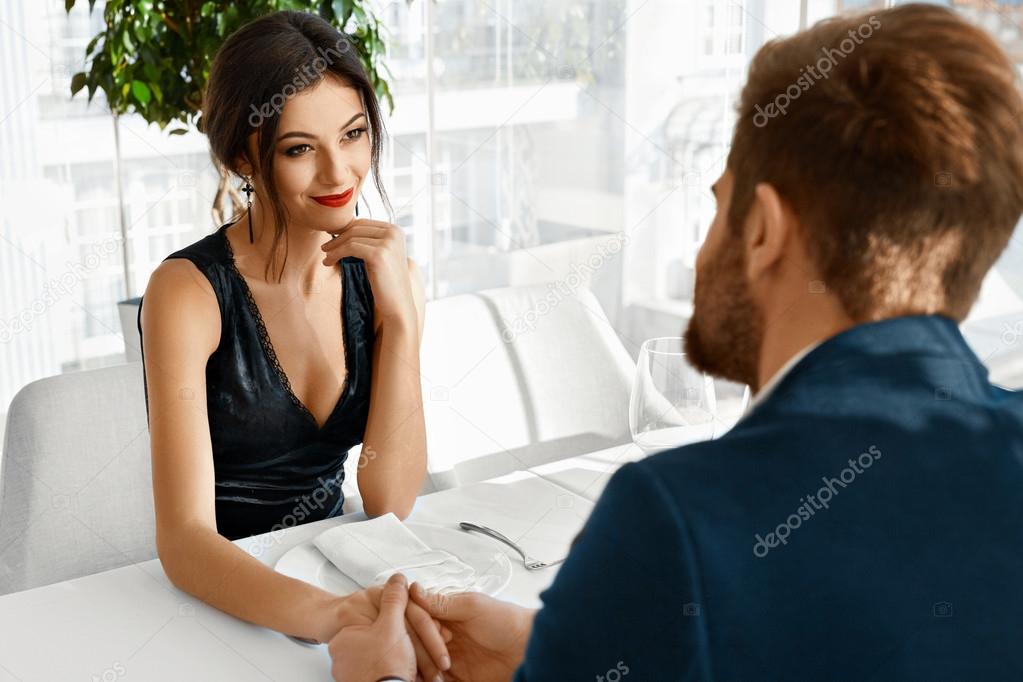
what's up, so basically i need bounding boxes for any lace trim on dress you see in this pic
[220,227,320,423]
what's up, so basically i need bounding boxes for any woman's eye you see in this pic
[284,143,312,157]
[344,128,366,141]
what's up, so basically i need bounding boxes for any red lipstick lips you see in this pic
[312,187,355,208]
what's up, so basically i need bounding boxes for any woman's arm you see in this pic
[357,257,428,518]
[161,522,350,642]
[320,222,428,517]
[141,259,350,643]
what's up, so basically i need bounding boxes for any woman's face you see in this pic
[247,74,372,233]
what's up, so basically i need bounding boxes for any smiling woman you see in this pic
[202,12,391,281]
[133,10,435,673]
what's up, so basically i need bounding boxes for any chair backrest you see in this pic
[415,283,635,491]
[0,362,155,595]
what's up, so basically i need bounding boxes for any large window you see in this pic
[2,0,1023,432]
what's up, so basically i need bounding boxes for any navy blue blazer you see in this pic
[514,314,1023,681]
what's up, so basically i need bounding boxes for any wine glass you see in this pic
[629,337,716,453]
[707,378,752,438]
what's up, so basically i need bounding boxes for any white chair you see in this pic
[411,283,635,492]
[961,311,1023,390]
[0,362,156,595]
[2,285,635,588]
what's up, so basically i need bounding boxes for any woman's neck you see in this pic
[234,197,338,290]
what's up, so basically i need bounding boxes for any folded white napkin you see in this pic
[312,513,480,593]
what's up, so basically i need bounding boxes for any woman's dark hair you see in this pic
[202,10,390,282]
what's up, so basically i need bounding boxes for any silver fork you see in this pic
[459,522,565,571]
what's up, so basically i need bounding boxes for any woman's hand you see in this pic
[321,219,417,328]
[329,574,416,681]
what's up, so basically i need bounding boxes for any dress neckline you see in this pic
[219,222,352,432]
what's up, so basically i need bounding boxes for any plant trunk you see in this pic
[211,156,245,227]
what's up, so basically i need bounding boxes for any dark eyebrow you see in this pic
[276,113,366,142]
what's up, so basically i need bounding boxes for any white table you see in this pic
[527,441,648,502]
[0,470,596,682]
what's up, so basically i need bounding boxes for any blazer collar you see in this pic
[752,314,985,410]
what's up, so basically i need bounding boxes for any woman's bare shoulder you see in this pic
[141,258,221,357]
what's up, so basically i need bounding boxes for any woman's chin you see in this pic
[303,209,355,232]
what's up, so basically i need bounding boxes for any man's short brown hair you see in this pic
[727,3,1023,321]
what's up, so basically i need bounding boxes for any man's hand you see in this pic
[329,573,416,681]
[333,582,451,680]
[410,583,536,682]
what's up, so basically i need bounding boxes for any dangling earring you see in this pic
[241,175,255,243]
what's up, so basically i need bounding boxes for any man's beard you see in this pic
[683,239,764,390]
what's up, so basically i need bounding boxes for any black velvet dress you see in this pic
[138,221,375,540]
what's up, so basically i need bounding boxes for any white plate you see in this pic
[274,521,513,597]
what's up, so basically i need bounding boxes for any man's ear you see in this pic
[745,182,790,283]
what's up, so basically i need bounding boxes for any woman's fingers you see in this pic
[410,582,473,622]
[407,599,451,672]
[342,218,395,230]
[323,225,390,246]
[406,616,442,681]
[322,224,398,266]
[322,239,377,266]
[433,618,454,643]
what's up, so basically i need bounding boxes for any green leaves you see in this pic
[130,80,150,105]
[66,0,397,132]
[331,0,353,23]
[70,72,88,96]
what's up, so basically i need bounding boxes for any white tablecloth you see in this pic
[0,470,596,682]
[527,441,649,501]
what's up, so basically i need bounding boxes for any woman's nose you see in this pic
[319,148,354,189]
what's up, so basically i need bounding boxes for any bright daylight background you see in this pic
[3,0,1023,440]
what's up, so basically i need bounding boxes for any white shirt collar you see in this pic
[746,341,820,413]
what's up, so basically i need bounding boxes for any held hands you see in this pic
[328,576,535,682]
[330,575,452,682]
[329,573,417,681]
[321,219,416,326]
